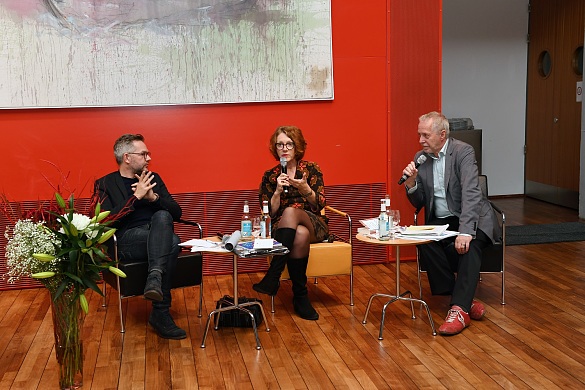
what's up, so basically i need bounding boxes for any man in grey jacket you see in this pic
[402,111,501,336]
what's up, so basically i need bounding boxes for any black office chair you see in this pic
[102,219,204,333]
[415,175,506,304]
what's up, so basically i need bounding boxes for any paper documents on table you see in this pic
[235,239,288,257]
[179,239,229,253]
[402,225,449,236]
[397,224,459,241]
[359,217,379,231]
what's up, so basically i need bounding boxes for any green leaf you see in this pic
[64,272,83,285]
[83,276,103,296]
[53,280,68,301]
[55,192,66,209]
[92,247,107,260]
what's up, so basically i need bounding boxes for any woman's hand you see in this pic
[276,172,290,194]
[290,172,312,197]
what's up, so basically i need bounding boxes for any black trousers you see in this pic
[418,216,491,313]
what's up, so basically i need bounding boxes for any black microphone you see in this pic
[398,155,427,185]
[280,157,289,193]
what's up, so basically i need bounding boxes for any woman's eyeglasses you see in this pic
[275,142,295,150]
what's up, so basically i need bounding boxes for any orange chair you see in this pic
[269,205,353,312]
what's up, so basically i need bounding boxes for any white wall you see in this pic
[442,0,529,196]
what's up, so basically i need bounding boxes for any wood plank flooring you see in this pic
[1,197,584,389]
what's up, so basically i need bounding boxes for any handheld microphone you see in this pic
[398,155,427,185]
[280,157,289,193]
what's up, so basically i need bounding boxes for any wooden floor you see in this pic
[1,197,585,389]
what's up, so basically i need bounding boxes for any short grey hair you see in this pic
[113,134,144,165]
[419,111,450,138]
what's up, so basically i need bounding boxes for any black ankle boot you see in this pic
[293,295,319,321]
[149,310,187,339]
[252,257,285,296]
[253,227,296,296]
[144,270,163,302]
[287,256,319,320]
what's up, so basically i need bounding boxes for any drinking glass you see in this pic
[252,216,261,238]
[391,210,401,230]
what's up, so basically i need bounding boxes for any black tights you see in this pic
[277,207,317,258]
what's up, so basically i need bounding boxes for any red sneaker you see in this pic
[470,300,486,320]
[438,306,470,335]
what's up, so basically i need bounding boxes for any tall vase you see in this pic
[50,289,84,390]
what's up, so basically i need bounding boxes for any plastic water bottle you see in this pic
[260,200,271,238]
[241,201,252,238]
[378,199,389,238]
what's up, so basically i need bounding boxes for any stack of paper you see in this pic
[179,239,229,253]
[401,225,449,236]
[397,224,459,241]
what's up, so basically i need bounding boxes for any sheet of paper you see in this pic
[395,230,459,241]
[190,246,229,253]
[402,224,449,236]
[253,238,274,249]
[359,217,379,230]
[179,239,218,248]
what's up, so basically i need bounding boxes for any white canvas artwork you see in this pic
[0,0,333,108]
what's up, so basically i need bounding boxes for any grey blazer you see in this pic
[406,138,501,244]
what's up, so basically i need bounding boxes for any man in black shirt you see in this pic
[94,134,185,339]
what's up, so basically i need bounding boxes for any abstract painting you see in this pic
[0,0,333,108]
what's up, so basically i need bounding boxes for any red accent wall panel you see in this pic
[387,0,442,257]
[0,2,442,286]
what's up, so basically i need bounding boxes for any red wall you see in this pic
[0,1,441,225]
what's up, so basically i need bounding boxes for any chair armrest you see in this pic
[178,219,203,239]
[325,206,352,244]
[414,207,422,226]
[489,201,505,223]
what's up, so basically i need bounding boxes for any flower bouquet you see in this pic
[3,192,126,389]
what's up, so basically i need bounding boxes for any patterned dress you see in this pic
[259,160,329,242]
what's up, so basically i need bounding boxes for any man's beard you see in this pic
[133,166,147,176]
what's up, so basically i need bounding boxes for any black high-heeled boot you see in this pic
[253,227,296,296]
[287,256,319,320]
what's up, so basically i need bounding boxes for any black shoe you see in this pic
[253,278,280,296]
[148,311,187,340]
[293,295,319,321]
[144,271,163,302]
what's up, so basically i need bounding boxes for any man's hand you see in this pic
[132,170,157,201]
[402,161,418,187]
[455,235,472,254]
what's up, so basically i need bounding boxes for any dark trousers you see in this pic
[118,210,180,312]
[418,216,491,313]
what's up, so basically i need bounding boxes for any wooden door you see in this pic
[525,0,584,209]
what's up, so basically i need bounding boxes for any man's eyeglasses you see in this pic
[127,151,151,159]
[275,142,295,150]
